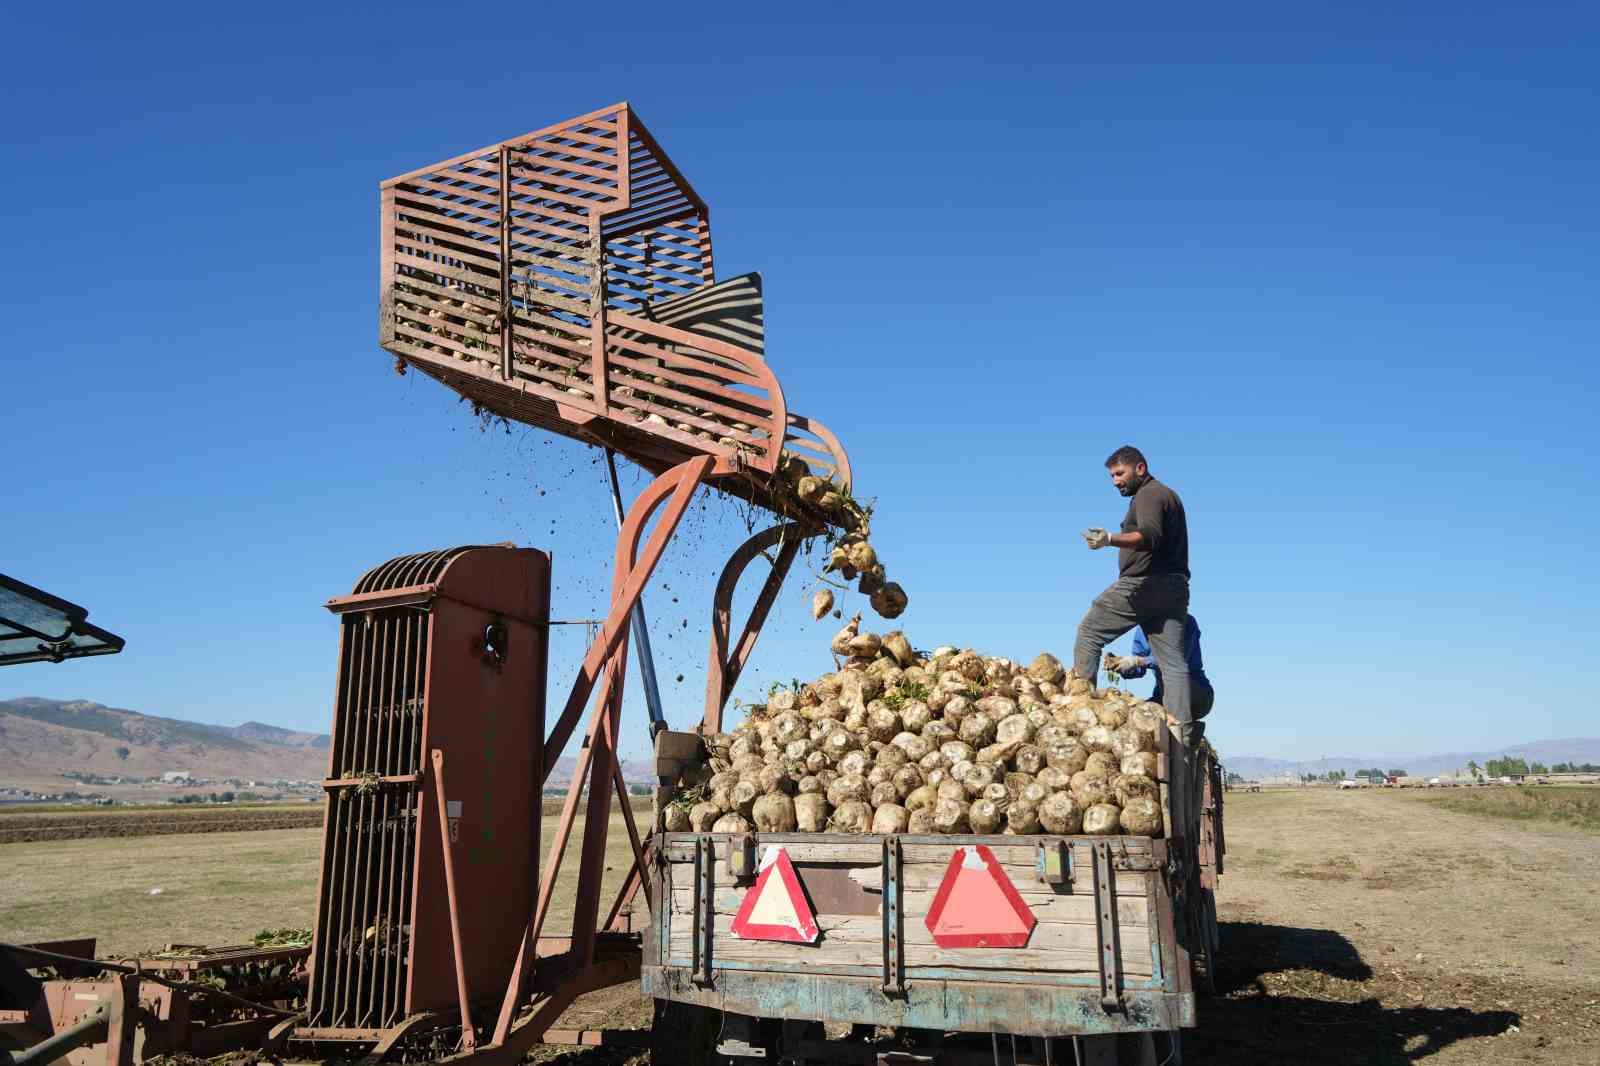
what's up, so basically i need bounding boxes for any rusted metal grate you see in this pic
[306,606,428,1030]
[351,545,482,596]
[304,546,549,1042]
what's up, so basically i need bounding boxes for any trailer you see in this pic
[645,731,1222,1064]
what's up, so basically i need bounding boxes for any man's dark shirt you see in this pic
[1119,477,1189,578]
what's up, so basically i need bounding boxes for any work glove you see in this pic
[1103,654,1143,677]
[1082,527,1111,550]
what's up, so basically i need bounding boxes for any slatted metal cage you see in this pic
[305,546,551,1038]
[378,102,852,512]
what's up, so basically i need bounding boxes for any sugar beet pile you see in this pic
[665,619,1167,837]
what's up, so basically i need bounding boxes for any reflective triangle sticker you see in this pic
[924,844,1037,948]
[729,846,820,944]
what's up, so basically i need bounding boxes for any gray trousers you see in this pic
[1072,573,1197,842]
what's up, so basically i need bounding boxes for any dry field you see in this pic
[0,803,324,844]
[0,797,644,844]
[1187,787,1599,1064]
[4,789,1597,1063]
[0,810,643,957]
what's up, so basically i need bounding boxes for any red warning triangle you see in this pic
[925,844,1037,948]
[730,846,820,944]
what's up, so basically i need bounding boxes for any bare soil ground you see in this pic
[5,789,1597,1063]
[0,804,323,844]
[1183,787,1600,1064]
[0,797,646,843]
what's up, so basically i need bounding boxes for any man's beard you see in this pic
[1118,476,1144,497]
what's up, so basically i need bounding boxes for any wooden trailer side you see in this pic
[642,833,1193,1037]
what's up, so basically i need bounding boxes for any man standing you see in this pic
[1074,445,1199,841]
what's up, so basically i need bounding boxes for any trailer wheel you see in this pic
[652,998,721,1066]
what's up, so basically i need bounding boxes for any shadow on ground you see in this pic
[1186,922,1521,1064]
[1213,920,1373,991]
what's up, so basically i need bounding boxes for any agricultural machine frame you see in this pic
[359,102,856,1063]
[0,939,309,1066]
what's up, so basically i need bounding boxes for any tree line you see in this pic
[1467,757,1600,779]
[1294,768,1408,783]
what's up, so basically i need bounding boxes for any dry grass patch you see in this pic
[1421,786,1600,832]
[2,812,643,956]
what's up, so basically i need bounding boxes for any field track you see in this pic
[0,796,652,844]
[0,805,323,844]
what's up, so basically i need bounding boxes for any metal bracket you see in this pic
[1036,838,1073,886]
[1091,841,1123,1011]
[604,449,667,737]
[728,834,758,883]
[715,1038,768,1059]
[714,1011,767,1059]
[881,836,905,997]
[692,837,715,987]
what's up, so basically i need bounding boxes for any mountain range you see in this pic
[8,695,1592,792]
[0,697,331,784]
[1226,738,1600,780]
[0,697,653,791]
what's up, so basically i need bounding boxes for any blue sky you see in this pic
[3,2,1596,764]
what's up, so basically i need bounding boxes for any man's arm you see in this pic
[1082,527,1145,550]
[1121,629,1154,677]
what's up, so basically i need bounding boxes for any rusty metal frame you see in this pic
[4,941,309,1066]
[366,106,864,1065]
[429,750,476,1049]
[468,452,850,1063]
[379,104,857,517]
[703,522,805,732]
[480,452,793,1059]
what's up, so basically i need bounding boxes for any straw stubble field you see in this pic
[3,789,1597,1064]
[0,807,646,959]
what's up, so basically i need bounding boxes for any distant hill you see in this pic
[0,697,330,784]
[0,697,659,792]
[1227,738,1600,780]
[232,721,330,749]
[546,755,655,791]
